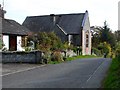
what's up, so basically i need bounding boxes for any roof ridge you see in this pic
[27,13,85,18]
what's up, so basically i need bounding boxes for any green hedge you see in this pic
[103,58,120,88]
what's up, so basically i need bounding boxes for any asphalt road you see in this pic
[2,58,111,88]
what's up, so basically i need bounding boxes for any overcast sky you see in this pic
[0,0,119,31]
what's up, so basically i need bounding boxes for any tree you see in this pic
[48,32,63,50]
[115,41,120,58]
[91,21,116,48]
[115,30,120,42]
[91,26,102,47]
[97,42,111,57]
[100,21,116,47]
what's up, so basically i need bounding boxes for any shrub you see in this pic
[97,42,112,57]
[103,58,120,88]
[92,47,101,56]
[51,51,64,62]
[42,51,51,64]
[116,49,120,58]
[28,32,64,51]
[24,47,32,51]
[116,42,120,58]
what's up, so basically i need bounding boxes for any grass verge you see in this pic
[102,57,120,88]
[48,61,61,64]
[67,55,98,61]
[49,55,99,64]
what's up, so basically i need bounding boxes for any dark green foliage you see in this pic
[97,42,111,57]
[103,42,120,88]
[115,30,120,42]
[92,21,116,49]
[91,26,102,47]
[27,32,63,51]
[103,58,120,88]
[92,47,101,56]
[115,42,120,58]
[100,25,116,47]
[28,32,65,63]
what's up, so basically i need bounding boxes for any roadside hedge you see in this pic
[103,57,120,88]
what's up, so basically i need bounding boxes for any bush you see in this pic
[92,47,101,56]
[116,50,120,58]
[116,42,120,58]
[27,32,63,51]
[97,42,112,57]
[51,51,64,62]
[41,51,51,64]
[24,47,32,51]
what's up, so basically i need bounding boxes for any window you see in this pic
[86,34,89,47]
[86,44,88,47]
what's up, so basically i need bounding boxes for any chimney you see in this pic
[50,14,56,25]
[0,4,6,18]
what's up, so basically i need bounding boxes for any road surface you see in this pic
[2,58,111,88]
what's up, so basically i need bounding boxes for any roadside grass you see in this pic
[49,55,99,64]
[67,55,98,61]
[102,57,120,88]
[48,61,61,64]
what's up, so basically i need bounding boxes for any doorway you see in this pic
[9,35,17,51]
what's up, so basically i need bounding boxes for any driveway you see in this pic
[2,58,112,88]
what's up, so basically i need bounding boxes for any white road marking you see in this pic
[1,65,45,77]
[82,59,106,88]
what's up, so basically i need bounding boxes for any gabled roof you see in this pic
[1,17,30,35]
[57,13,85,34]
[23,13,85,35]
[23,15,54,33]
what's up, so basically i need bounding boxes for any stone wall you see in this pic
[1,51,42,63]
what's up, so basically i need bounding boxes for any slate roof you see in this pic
[23,13,85,35]
[23,15,54,33]
[1,17,30,35]
[58,13,85,34]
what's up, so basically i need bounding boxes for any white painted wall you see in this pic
[88,30,92,55]
[3,35,24,51]
[17,36,25,51]
[3,35,9,50]
[82,11,91,55]
[68,35,72,46]
[82,30,85,55]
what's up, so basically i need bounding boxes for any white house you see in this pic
[0,5,29,51]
